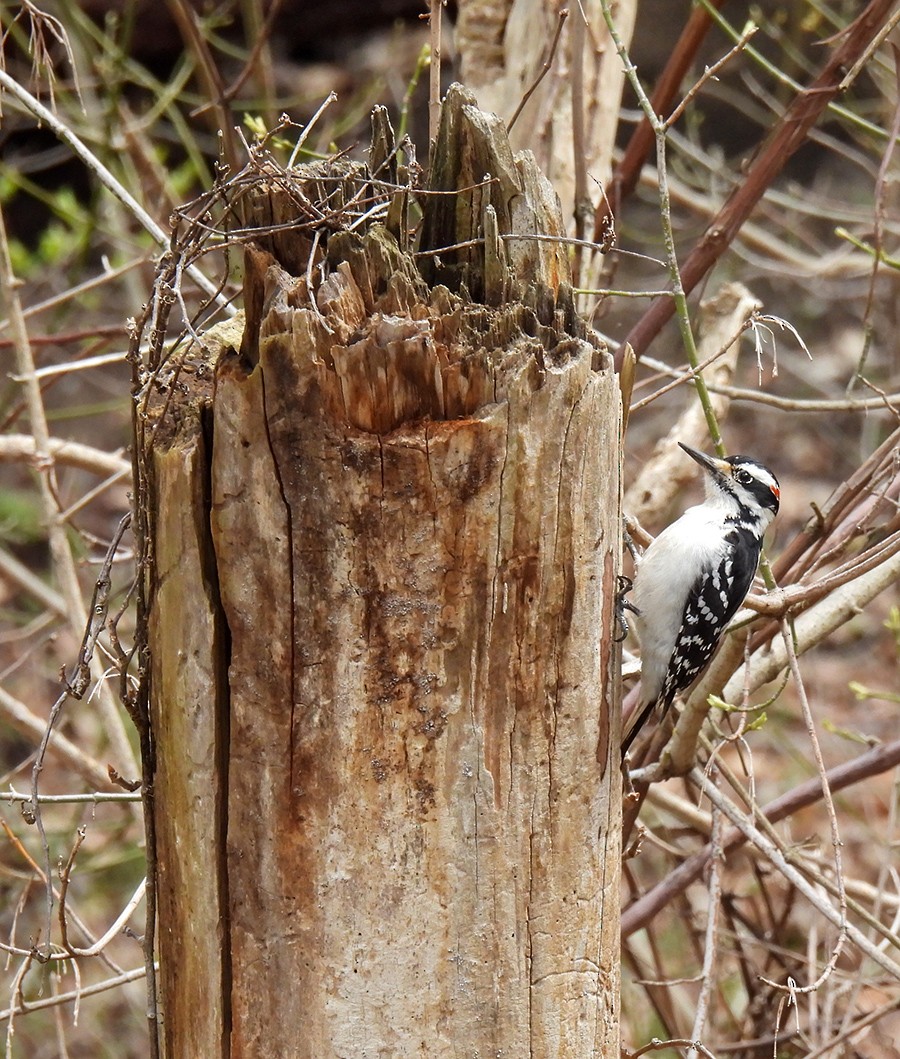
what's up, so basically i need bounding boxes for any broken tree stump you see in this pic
[141,83,623,1058]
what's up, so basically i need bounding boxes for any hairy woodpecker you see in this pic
[622,442,780,755]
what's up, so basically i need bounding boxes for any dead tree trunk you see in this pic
[142,84,622,1058]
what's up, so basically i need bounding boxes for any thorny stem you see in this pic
[27,514,133,957]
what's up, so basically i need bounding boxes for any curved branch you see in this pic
[0,435,131,478]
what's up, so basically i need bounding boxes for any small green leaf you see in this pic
[822,719,877,745]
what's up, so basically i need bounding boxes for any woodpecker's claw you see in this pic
[614,575,640,643]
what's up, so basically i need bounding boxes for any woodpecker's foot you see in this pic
[614,575,640,643]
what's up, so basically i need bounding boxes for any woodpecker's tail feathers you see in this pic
[621,695,660,757]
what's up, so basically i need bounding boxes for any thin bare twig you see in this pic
[29,514,133,957]
[0,435,131,477]
[3,790,140,804]
[0,68,231,308]
[665,21,758,129]
[57,827,87,953]
[508,7,569,133]
[428,0,442,142]
[849,48,900,392]
[0,687,114,790]
[600,0,723,448]
[685,774,723,1059]
[753,619,847,994]
[0,965,149,1024]
[594,0,726,240]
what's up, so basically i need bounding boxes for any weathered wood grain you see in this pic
[148,87,623,1058]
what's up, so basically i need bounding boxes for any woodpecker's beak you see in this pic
[678,442,730,480]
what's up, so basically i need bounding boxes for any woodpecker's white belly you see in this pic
[632,503,728,706]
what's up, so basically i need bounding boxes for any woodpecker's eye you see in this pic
[733,469,752,485]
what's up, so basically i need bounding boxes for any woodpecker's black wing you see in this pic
[659,527,762,713]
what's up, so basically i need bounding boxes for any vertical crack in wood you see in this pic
[257,364,298,791]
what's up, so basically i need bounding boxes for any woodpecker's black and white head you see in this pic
[678,442,780,535]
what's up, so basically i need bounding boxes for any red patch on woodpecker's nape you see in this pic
[771,485,780,499]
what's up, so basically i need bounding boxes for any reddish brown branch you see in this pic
[770,425,900,584]
[616,0,899,369]
[593,0,726,241]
